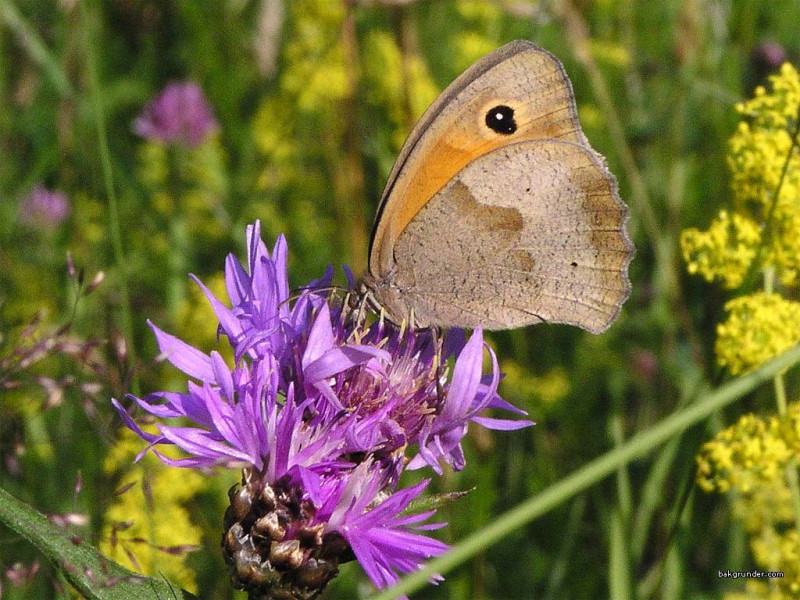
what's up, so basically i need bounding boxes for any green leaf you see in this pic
[0,486,197,600]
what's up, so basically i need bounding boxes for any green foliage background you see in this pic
[1,0,799,598]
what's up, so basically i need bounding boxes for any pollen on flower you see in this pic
[715,292,800,375]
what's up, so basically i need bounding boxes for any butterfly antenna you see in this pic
[279,284,347,312]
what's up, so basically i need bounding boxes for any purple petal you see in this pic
[470,416,534,430]
[112,398,160,443]
[149,321,214,381]
[443,329,484,418]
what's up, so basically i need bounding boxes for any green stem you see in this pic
[742,100,800,287]
[774,368,787,415]
[0,0,73,97]
[166,146,190,316]
[369,342,800,600]
[759,100,800,256]
[80,1,138,395]
[786,462,800,534]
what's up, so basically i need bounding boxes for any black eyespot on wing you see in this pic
[570,261,578,267]
[485,105,517,135]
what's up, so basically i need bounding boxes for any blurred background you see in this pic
[1,0,799,598]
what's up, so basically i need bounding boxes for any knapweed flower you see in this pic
[20,185,70,229]
[133,81,218,147]
[751,41,789,83]
[114,220,531,598]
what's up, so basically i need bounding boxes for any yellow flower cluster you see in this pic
[728,64,800,286]
[729,63,800,213]
[736,63,800,134]
[715,293,800,375]
[698,404,800,597]
[680,210,761,289]
[697,407,800,494]
[101,429,206,593]
[682,62,800,600]
[681,62,800,373]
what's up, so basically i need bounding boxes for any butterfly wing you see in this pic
[369,40,595,280]
[371,139,632,333]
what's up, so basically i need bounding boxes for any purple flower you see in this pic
[323,460,448,592]
[751,40,788,78]
[20,186,70,229]
[133,81,218,147]
[114,220,532,596]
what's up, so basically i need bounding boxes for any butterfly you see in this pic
[359,40,633,333]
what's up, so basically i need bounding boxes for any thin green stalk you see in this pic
[0,0,73,97]
[369,342,800,600]
[166,146,190,316]
[611,414,633,520]
[544,497,586,599]
[610,413,633,598]
[608,506,633,600]
[758,100,800,260]
[741,100,800,288]
[774,368,788,415]
[80,1,138,395]
[630,436,680,561]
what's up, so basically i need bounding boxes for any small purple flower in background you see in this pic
[20,185,70,229]
[750,40,788,84]
[114,221,532,598]
[133,81,218,147]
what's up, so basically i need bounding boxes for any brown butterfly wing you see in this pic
[369,41,593,279]
[370,140,632,333]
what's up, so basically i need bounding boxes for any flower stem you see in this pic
[80,1,139,395]
[743,99,800,287]
[0,0,73,97]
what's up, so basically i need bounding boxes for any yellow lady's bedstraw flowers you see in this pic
[682,63,800,370]
[683,62,800,599]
